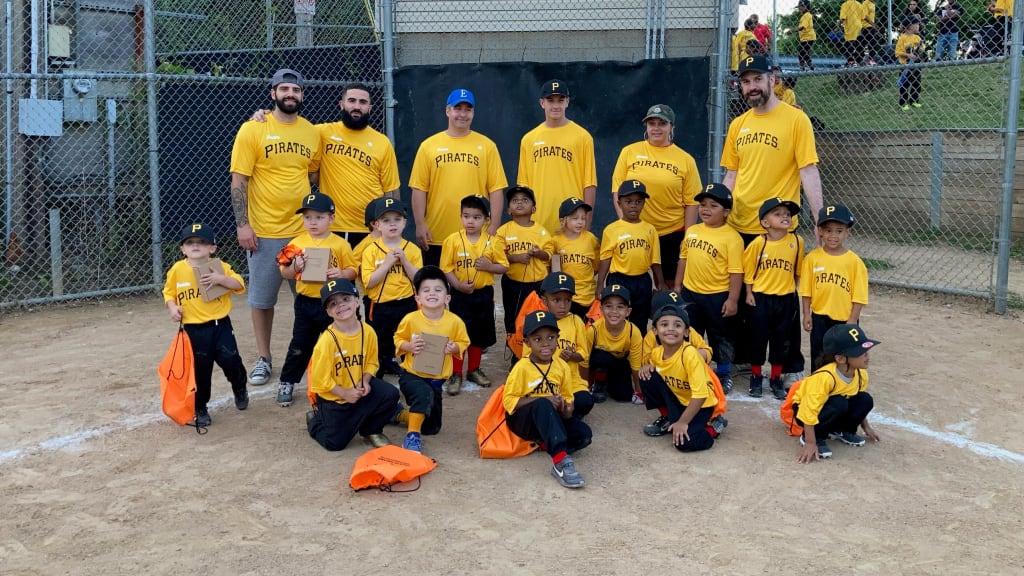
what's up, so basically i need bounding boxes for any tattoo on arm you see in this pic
[231,182,249,226]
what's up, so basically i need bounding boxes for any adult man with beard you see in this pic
[230,68,320,386]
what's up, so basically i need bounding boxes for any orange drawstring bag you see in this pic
[476,385,539,459]
[349,445,437,491]
[157,325,202,432]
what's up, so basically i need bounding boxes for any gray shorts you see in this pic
[246,237,293,309]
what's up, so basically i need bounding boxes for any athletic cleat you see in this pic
[631,391,645,405]
[248,356,272,385]
[276,382,295,407]
[829,431,866,447]
[719,375,734,395]
[644,415,672,437]
[467,368,493,387]
[445,373,463,396]
[363,433,391,448]
[748,375,764,398]
[782,371,805,390]
[710,415,729,435]
[800,435,833,458]
[234,387,249,410]
[591,382,608,403]
[901,104,911,111]
[769,377,787,400]
[402,431,423,453]
[911,102,922,108]
[551,456,585,488]
[195,407,212,427]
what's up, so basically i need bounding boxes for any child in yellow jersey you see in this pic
[361,198,423,377]
[800,204,868,369]
[598,180,663,336]
[642,290,713,366]
[394,266,470,453]
[163,223,248,427]
[639,305,727,450]
[530,272,594,418]
[553,197,599,319]
[675,183,744,394]
[440,194,509,394]
[275,193,358,408]
[306,279,401,451]
[793,324,880,463]
[743,198,805,400]
[495,185,553,338]
[584,284,643,403]
[895,19,924,110]
[504,311,593,489]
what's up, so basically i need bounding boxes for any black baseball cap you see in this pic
[823,324,880,357]
[320,278,359,307]
[296,192,335,214]
[461,194,491,216]
[650,290,685,317]
[643,104,675,124]
[559,197,592,219]
[540,79,569,98]
[372,197,407,220]
[180,223,215,245]
[523,310,559,337]
[818,204,856,227]
[617,180,650,199]
[695,183,734,209]
[738,54,772,75]
[652,304,690,326]
[364,197,384,226]
[759,197,800,220]
[272,68,304,89]
[540,272,576,295]
[506,185,536,206]
[600,283,632,306]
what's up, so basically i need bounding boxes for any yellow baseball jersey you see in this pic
[283,232,357,298]
[310,122,400,233]
[800,248,869,321]
[649,344,717,408]
[308,323,380,404]
[680,223,744,294]
[861,0,876,26]
[601,219,661,275]
[773,84,797,107]
[522,313,591,393]
[643,329,713,364]
[895,33,923,64]
[742,233,804,296]
[553,231,599,306]
[840,0,864,40]
[394,309,470,379]
[351,234,376,291]
[495,220,554,283]
[993,0,1013,17]
[731,29,758,71]
[502,355,580,414]
[360,240,423,303]
[440,230,508,289]
[517,121,597,233]
[409,130,508,245]
[162,259,245,324]
[799,12,816,41]
[721,103,819,235]
[583,318,643,371]
[612,141,702,236]
[790,363,868,425]
[229,115,320,238]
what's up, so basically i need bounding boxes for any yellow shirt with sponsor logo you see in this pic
[409,130,508,245]
[309,123,400,233]
[502,355,581,414]
[229,115,320,238]
[582,318,643,371]
[679,223,744,294]
[721,103,819,235]
[522,313,591,393]
[308,323,379,404]
[649,344,717,408]
[439,230,508,289]
[791,363,868,425]
[394,309,470,379]
[643,328,713,364]
[799,248,869,320]
[283,232,357,298]
[600,219,661,275]
[162,259,245,324]
[742,232,804,296]
[360,239,423,303]
[517,121,597,233]
[552,231,599,306]
[799,12,816,41]
[494,220,554,283]
[612,141,702,236]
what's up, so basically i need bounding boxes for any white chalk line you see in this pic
[3,388,1022,467]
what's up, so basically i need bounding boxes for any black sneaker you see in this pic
[709,415,728,435]
[195,407,212,427]
[643,415,671,437]
[748,375,764,397]
[769,377,786,400]
[234,387,249,411]
[592,382,608,403]
[718,375,734,395]
[829,431,866,447]
[800,435,833,458]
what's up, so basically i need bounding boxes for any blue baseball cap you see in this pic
[446,88,475,107]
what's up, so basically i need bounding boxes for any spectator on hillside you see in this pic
[839,0,864,65]
[751,14,773,50]
[934,0,962,60]
[797,1,816,71]
[731,19,759,72]
[902,0,927,28]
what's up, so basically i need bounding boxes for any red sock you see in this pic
[751,365,763,377]
[452,353,463,376]
[552,450,567,465]
[771,364,783,379]
[467,345,483,373]
[658,407,669,417]
[706,425,720,439]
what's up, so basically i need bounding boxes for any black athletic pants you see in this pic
[280,294,332,384]
[588,348,635,402]
[501,276,541,337]
[183,316,247,410]
[607,271,653,336]
[367,296,417,376]
[810,313,845,370]
[640,372,715,452]
[506,399,592,457]
[398,371,444,435]
[307,379,400,451]
[747,292,800,368]
[680,288,737,376]
[794,391,873,439]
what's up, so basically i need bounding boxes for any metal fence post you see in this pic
[994,4,1023,314]
[382,0,396,143]
[710,0,732,182]
[930,131,942,230]
[145,0,162,287]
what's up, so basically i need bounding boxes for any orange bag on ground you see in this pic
[156,326,199,429]
[705,364,728,421]
[349,445,437,491]
[780,380,804,436]
[505,291,546,359]
[476,385,538,459]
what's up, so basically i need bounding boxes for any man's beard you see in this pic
[743,89,768,108]
[341,108,370,130]
[274,95,302,114]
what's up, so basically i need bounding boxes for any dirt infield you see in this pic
[2,288,1023,575]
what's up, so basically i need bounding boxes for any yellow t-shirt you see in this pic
[994,0,1013,17]
[642,328,713,364]
[721,103,819,235]
[309,122,400,233]
[861,0,876,26]
[649,344,717,408]
[162,259,245,324]
[791,363,868,425]
[895,33,923,65]
[517,121,598,233]
[799,248,869,321]
[308,323,379,404]
[680,223,744,294]
[522,313,591,393]
[731,29,758,71]
[600,219,661,275]
[393,309,470,379]
[502,356,581,414]
[409,130,508,246]
[840,0,864,40]
[360,239,423,303]
[283,232,356,298]
[439,230,508,289]
[552,231,599,307]
[742,233,804,296]
[583,318,643,370]
[495,220,554,283]
[799,12,816,41]
[611,141,702,236]
[229,115,320,238]
[773,84,797,107]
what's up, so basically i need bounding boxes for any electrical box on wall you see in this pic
[18,99,63,136]
[49,25,71,58]
[63,77,97,122]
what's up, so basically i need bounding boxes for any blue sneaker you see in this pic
[402,431,423,453]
